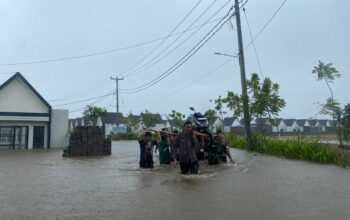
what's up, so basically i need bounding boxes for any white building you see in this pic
[0,72,68,149]
[283,119,302,132]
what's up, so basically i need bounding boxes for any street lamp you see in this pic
[213,52,238,58]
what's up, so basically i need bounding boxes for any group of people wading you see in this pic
[138,120,235,174]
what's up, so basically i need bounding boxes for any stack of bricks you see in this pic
[64,126,111,157]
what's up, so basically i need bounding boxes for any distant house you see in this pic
[231,118,245,135]
[304,119,322,133]
[318,119,335,133]
[254,118,272,134]
[272,119,284,133]
[283,119,302,132]
[139,113,166,131]
[69,112,171,136]
[210,117,224,132]
[223,117,236,132]
[296,119,307,132]
[218,116,336,136]
[101,112,125,135]
[70,113,126,136]
[0,72,68,149]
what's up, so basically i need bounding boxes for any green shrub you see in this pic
[226,133,345,166]
[109,132,138,140]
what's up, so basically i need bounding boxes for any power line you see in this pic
[49,14,225,103]
[48,78,113,102]
[69,93,113,113]
[121,0,232,78]
[53,90,115,107]
[243,7,263,77]
[118,0,203,76]
[120,6,237,94]
[244,0,288,50]
[120,0,220,78]
[120,1,250,94]
[123,58,234,108]
[0,17,223,66]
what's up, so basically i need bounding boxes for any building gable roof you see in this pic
[223,117,236,126]
[296,119,306,127]
[101,112,124,124]
[283,119,296,127]
[0,72,51,110]
[319,119,328,127]
[307,119,318,127]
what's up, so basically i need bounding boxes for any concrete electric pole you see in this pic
[110,76,124,126]
[234,0,253,151]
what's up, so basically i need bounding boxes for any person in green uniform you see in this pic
[154,128,171,165]
[207,130,235,165]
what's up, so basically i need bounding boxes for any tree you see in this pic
[319,98,341,116]
[167,110,186,130]
[140,109,159,128]
[122,111,139,132]
[247,73,286,120]
[215,73,285,133]
[205,109,218,129]
[209,96,227,122]
[338,104,350,166]
[341,104,350,129]
[312,61,342,144]
[312,60,340,101]
[82,105,107,126]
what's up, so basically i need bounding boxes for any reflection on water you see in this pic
[0,141,349,220]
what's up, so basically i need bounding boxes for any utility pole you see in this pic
[234,0,252,151]
[110,76,124,126]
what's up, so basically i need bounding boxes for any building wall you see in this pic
[0,78,48,113]
[285,121,301,132]
[224,126,231,132]
[51,109,68,148]
[0,116,49,121]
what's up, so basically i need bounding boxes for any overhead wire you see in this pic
[0,17,223,66]
[120,0,220,78]
[121,0,232,78]
[67,1,253,114]
[69,94,113,113]
[118,0,203,76]
[48,78,113,102]
[120,0,250,94]
[53,89,115,107]
[243,7,263,77]
[244,0,288,50]
[120,5,238,94]
[122,58,234,108]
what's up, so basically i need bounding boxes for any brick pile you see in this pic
[63,126,111,157]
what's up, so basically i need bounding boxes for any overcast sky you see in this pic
[0,0,349,120]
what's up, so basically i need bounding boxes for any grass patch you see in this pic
[226,133,345,167]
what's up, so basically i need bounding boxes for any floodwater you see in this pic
[0,141,349,220]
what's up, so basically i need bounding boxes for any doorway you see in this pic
[33,126,45,149]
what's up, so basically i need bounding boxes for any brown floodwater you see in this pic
[0,141,349,220]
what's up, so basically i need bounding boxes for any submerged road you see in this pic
[0,140,349,220]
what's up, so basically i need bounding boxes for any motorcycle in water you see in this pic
[189,107,214,160]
